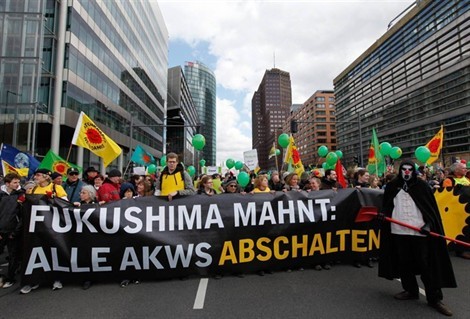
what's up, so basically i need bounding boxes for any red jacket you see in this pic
[97,179,120,203]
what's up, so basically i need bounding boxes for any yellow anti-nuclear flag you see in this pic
[425,125,443,165]
[2,160,29,177]
[71,112,122,167]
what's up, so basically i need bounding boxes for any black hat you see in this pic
[51,172,62,180]
[67,167,80,175]
[85,166,99,173]
[107,169,122,178]
[35,168,51,175]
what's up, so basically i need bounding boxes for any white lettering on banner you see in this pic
[233,199,333,227]
[142,246,164,269]
[52,207,73,233]
[25,247,112,275]
[92,248,112,271]
[120,247,141,270]
[29,205,49,232]
[73,207,98,233]
[124,207,143,234]
[195,243,212,267]
[205,204,224,229]
[100,207,121,234]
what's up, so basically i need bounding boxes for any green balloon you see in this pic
[318,145,328,157]
[237,171,250,187]
[275,149,281,156]
[322,162,327,169]
[187,165,196,177]
[415,146,431,163]
[390,146,402,159]
[199,159,206,167]
[160,155,167,167]
[226,158,235,169]
[380,142,392,156]
[192,134,206,151]
[326,152,338,166]
[335,150,343,159]
[278,133,290,148]
[147,164,156,174]
[234,161,244,170]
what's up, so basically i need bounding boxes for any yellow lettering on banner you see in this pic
[256,237,272,261]
[336,229,350,251]
[218,241,237,265]
[292,234,308,257]
[352,230,368,252]
[273,236,289,259]
[369,229,380,250]
[325,232,338,253]
[239,239,255,263]
[308,233,325,255]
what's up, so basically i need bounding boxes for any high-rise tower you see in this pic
[184,61,216,165]
[252,68,292,170]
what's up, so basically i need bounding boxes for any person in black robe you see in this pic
[378,159,456,316]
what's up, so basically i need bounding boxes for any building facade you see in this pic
[167,66,200,166]
[184,61,216,166]
[288,90,337,168]
[252,68,292,170]
[334,0,469,167]
[0,0,168,171]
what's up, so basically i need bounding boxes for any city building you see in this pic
[287,90,337,168]
[252,68,292,170]
[334,0,469,167]
[184,61,216,166]
[0,0,168,171]
[167,66,200,166]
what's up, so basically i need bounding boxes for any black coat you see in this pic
[378,171,457,288]
[0,187,25,235]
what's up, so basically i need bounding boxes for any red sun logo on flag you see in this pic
[53,161,68,175]
[292,149,300,164]
[142,154,151,163]
[428,138,441,153]
[369,147,375,159]
[86,128,103,144]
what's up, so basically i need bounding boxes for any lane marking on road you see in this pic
[396,279,426,297]
[193,278,209,309]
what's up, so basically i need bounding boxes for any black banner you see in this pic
[21,189,382,284]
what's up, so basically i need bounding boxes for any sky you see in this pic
[156,0,415,166]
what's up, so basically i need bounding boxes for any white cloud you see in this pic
[158,0,414,165]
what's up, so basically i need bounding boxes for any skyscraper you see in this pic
[252,68,292,170]
[334,0,469,166]
[184,61,216,165]
[0,0,168,170]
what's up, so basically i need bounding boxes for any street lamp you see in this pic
[7,90,22,147]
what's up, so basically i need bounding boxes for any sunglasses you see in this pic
[228,184,237,188]
[69,172,79,176]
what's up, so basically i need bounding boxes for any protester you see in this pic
[197,175,216,196]
[83,166,99,185]
[368,174,381,189]
[20,168,68,294]
[120,182,136,199]
[51,172,62,186]
[252,174,271,193]
[153,152,196,200]
[353,169,370,188]
[268,171,284,191]
[97,169,122,204]
[283,173,301,192]
[378,159,456,317]
[320,169,341,190]
[0,173,24,289]
[62,167,85,203]
[136,179,153,197]
[223,178,241,193]
[303,177,321,192]
[441,162,469,187]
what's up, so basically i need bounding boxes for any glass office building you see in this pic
[184,61,216,166]
[334,0,469,167]
[0,0,168,169]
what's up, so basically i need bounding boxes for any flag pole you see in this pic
[65,144,73,162]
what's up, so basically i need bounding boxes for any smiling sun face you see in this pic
[434,187,470,248]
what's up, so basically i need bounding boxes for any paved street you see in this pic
[0,253,468,318]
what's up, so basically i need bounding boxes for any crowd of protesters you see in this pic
[0,152,468,297]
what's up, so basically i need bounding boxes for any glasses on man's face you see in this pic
[69,172,79,176]
[228,184,237,188]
